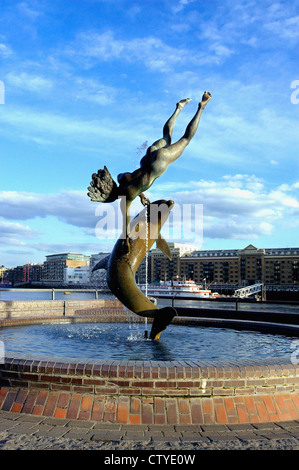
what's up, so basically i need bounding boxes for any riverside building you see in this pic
[42,253,90,285]
[140,244,299,288]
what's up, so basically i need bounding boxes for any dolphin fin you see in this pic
[92,255,110,272]
[156,235,172,260]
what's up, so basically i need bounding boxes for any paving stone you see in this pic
[252,422,281,430]
[26,424,55,437]
[105,431,124,440]
[151,435,176,442]
[121,424,148,431]
[277,421,299,429]
[15,414,45,424]
[11,422,42,434]
[63,428,91,439]
[36,426,68,438]
[179,435,210,442]
[235,432,260,440]
[90,430,109,441]
[93,423,121,431]
[66,420,95,428]
[201,424,229,432]
[206,433,240,441]
[42,417,70,427]
[175,424,202,432]
[162,430,181,437]
[180,431,203,439]
[227,423,256,431]
[124,432,147,440]
[1,412,23,420]
[148,425,175,432]
[0,421,19,432]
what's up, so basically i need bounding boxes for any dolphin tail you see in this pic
[92,255,110,272]
[149,306,177,340]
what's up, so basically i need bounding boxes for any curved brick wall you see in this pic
[1,354,299,425]
[0,303,299,425]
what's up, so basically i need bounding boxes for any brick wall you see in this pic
[1,357,299,424]
[1,302,299,424]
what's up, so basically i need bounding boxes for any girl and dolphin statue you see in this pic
[87,91,212,339]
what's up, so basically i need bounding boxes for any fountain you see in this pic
[1,91,299,425]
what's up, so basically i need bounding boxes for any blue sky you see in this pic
[0,0,298,268]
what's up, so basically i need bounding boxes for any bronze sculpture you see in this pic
[88,91,212,339]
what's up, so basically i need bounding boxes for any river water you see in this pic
[1,288,299,315]
[1,289,298,362]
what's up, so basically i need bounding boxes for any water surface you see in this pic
[0,321,295,362]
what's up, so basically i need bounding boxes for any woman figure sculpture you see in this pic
[88,91,212,240]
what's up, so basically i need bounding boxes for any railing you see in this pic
[234,283,264,298]
[0,287,110,300]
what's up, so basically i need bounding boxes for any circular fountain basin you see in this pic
[0,321,297,363]
[1,311,299,426]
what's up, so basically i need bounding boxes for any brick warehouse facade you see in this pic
[141,244,299,287]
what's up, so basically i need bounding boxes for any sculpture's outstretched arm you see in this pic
[87,166,119,203]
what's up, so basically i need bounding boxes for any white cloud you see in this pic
[0,218,38,247]
[0,190,96,228]
[0,106,130,146]
[74,77,118,105]
[0,43,13,58]
[171,0,197,14]
[65,30,235,74]
[265,14,299,41]
[6,72,54,93]
[17,2,42,20]
[159,174,299,241]
[0,173,298,263]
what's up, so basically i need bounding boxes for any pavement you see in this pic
[1,410,299,450]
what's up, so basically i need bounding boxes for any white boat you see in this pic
[138,280,219,299]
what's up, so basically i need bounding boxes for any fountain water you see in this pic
[144,205,149,338]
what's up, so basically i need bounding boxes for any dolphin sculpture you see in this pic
[89,93,212,339]
[92,199,177,339]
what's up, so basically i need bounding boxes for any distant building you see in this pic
[137,243,198,284]
[4,263,43,286]
[0,265,8,280]
[180,248,240,285]
[137,244,299,288]
[42,253,90,284]
[64,266,90,285]
[0,265,10,286]
[181,244,299,287]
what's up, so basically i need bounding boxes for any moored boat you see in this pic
[138,280,219,299]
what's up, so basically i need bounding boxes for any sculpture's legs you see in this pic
[150,98,192,150]
[157,92,212,165]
